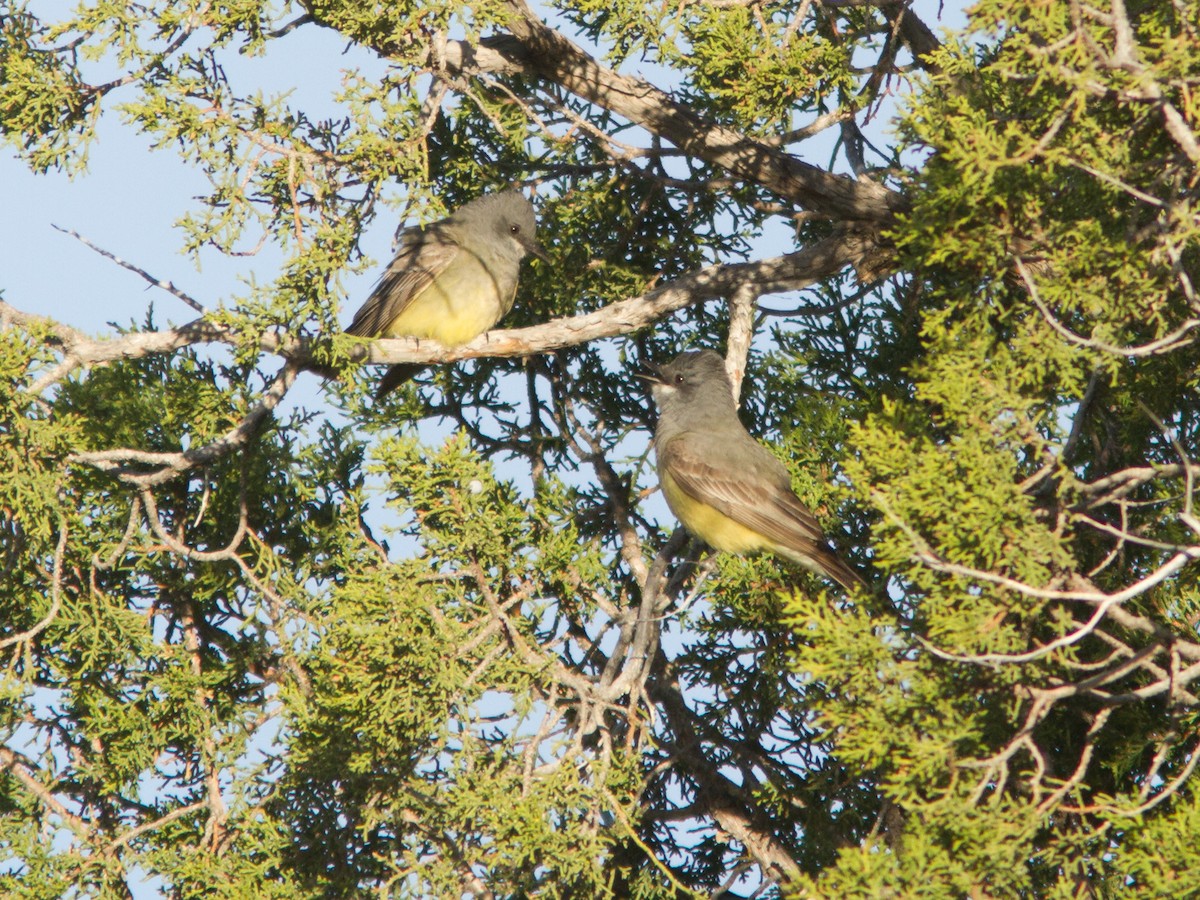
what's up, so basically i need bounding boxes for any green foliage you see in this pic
[3,0,1200,896]
[0,4,95,172]
[270,438,632,896]
[785,0,1200,894]
[681,5,852,133]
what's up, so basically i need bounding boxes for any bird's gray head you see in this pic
[451,190,548,263]
[642,349,738,422]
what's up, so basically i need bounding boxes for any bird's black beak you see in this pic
[523,235,550,263]
[634,363,664,385]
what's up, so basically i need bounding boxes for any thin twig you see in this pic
[52,225,206,313]
[0,518,68,650]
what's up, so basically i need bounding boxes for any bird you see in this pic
[346,189,548,397]
[643,349,864,591]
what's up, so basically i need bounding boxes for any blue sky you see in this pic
[2,1,965,341]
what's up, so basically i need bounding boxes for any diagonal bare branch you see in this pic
[428,16,908,222]
[52,225,206,313]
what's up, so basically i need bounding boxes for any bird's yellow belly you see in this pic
[381,256,508,346]
[661,468,767,554]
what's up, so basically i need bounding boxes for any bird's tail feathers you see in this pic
[375,363,425,399]
[780,543,867,592]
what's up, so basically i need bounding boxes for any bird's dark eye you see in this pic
[674,373,685,384]
[509,224,521,235]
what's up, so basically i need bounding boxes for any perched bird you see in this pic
[346,190,548,397]
[644,349,863,591]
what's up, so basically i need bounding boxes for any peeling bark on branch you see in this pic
[11,233,876,392]
[432,17,909,222]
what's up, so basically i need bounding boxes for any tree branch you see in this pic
[12,234,875,393]
[431,17,908,222]
[52,225,205,313]
[69,362,299,485]
[350,232,882,367]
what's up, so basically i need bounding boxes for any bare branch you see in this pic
[724,284,758,397]
[0,518,68,650]
[431,20,907,222]
[651,670,801,883]
[69,361,299,485]
[1016,257,1200,358]
[1068,160,1167,207]
[1077,463,1200,507]
[764,108,855,147]
[52,225,206,313]
[0,746,92,842]
[20,315,231,394]
[9,233,880,396]
[266,13,314,39]
[1075,514,1185,552]
[350,232,883,368]
[1063,736,1200,817]
[874,487,1200,608]
[914,562,1183,666]
[1104,0,1200,163]
[105,800,208,853]
[1,298,88,344]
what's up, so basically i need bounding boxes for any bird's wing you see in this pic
[661,436,864,589]
[345,224,462,337]
[661,436,827,550]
